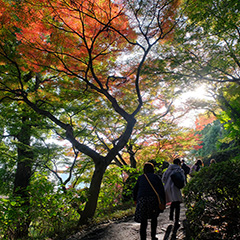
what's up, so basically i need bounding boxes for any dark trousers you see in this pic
[170,201,180,223]
[140,217,157,240]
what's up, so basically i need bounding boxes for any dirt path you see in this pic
[67,205,188,240]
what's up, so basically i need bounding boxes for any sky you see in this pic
[176,85,214,128]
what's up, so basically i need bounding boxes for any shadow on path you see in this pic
[163,225,172,240]
[163,224,181,240]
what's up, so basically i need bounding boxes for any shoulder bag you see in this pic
[144,174,165,211]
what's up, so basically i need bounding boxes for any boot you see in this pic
[174,221,180,229]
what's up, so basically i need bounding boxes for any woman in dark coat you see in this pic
[133,162,166,240]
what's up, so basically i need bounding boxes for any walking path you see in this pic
[67,205,188,240]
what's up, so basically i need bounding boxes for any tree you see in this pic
[166,0,240,85]
[192,115,221,159]
[0,0,182,225]
[149,0,240,164]
[216,83,240,141]
[0,100,66,238]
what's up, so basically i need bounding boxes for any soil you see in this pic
[67,205,188,240]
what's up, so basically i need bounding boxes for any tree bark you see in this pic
[127,144,137,168]
[78,159,108,225]
[13,116,33,239]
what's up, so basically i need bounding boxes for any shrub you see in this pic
[0,195,29,240]
[183,159,240,240]
[28,173,80,239]
[0,173,80,240]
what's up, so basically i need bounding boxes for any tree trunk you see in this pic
[77,117,137,225]
[13,116,33,239]
[78,159,108,225]
[127,144,137,168]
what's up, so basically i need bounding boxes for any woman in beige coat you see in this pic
[162,158,185,228]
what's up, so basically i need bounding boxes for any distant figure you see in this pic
[181,159,190,183]
[133,162,166,240]
[190,159,203,176]
[210,159,216,166]
[162,158,185,228]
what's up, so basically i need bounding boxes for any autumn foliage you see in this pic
[195,113,216,131]
[0,0,186,237]
[2,0,133,75]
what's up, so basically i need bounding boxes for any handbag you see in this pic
[144,174,165,211]
[171,171,185,189]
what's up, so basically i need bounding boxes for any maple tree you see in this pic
[179,0,240,161]
[0,0,182,231]
[134,125,202,163]
[193,119,223,158]
[194,113,217,132]
[162,0,240,85]
[149,0,240,163]
[148,0,240,123]
[190,109,240,163]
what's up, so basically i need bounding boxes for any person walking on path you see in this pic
[133,162,166,240]
[189,159,203,177]
[162,158,185,228]
[209,158,216,166]
[181,159,190,183]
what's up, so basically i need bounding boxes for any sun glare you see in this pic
[180,85,211,101]
[176,84,213,128]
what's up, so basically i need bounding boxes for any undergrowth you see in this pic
[183,159,240,240]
